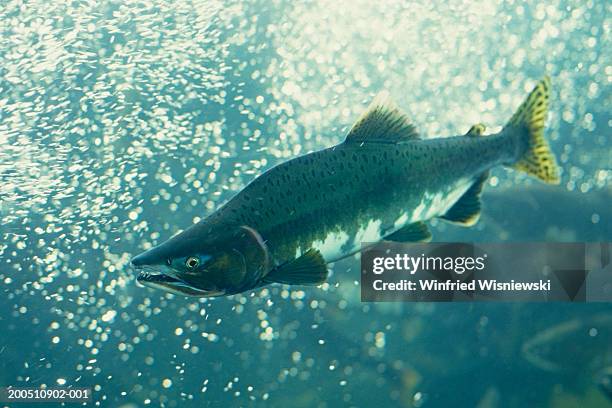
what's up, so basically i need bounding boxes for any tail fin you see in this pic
[504,76,560,184]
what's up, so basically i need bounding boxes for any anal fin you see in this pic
[440,173,488,226]
[385,221,432,242]
[263,249,328,286]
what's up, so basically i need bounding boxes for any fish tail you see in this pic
[503,76,560,184]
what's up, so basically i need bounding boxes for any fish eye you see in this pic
[185,256,200,270]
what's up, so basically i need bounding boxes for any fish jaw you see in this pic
[134,265,225,297]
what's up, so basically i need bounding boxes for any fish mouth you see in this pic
[136,268,182,285]
[134,266,225,297]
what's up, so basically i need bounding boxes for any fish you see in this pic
[598,366,612,401]
[132,76,560,297]
[522,313,612,403]
[522,313,612,373]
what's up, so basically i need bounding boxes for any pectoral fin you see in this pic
[385,222,432,242]
[440,173,488,226]
[263,249,328,286]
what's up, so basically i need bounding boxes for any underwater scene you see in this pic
[0,0,610,407]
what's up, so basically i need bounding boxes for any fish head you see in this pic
[132,224,269,297]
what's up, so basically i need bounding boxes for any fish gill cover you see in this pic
[0,0,610,407]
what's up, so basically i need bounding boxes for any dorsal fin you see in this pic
[344,92,419,144]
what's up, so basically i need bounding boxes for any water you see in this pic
[0,0,610,406]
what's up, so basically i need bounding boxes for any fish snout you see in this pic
[130,247,163,268]
[130,244,169,268]
[130,253,146,267]
[131,237,186,267]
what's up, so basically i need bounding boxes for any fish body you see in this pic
[132,77,560,297]
[203,133,514,263]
